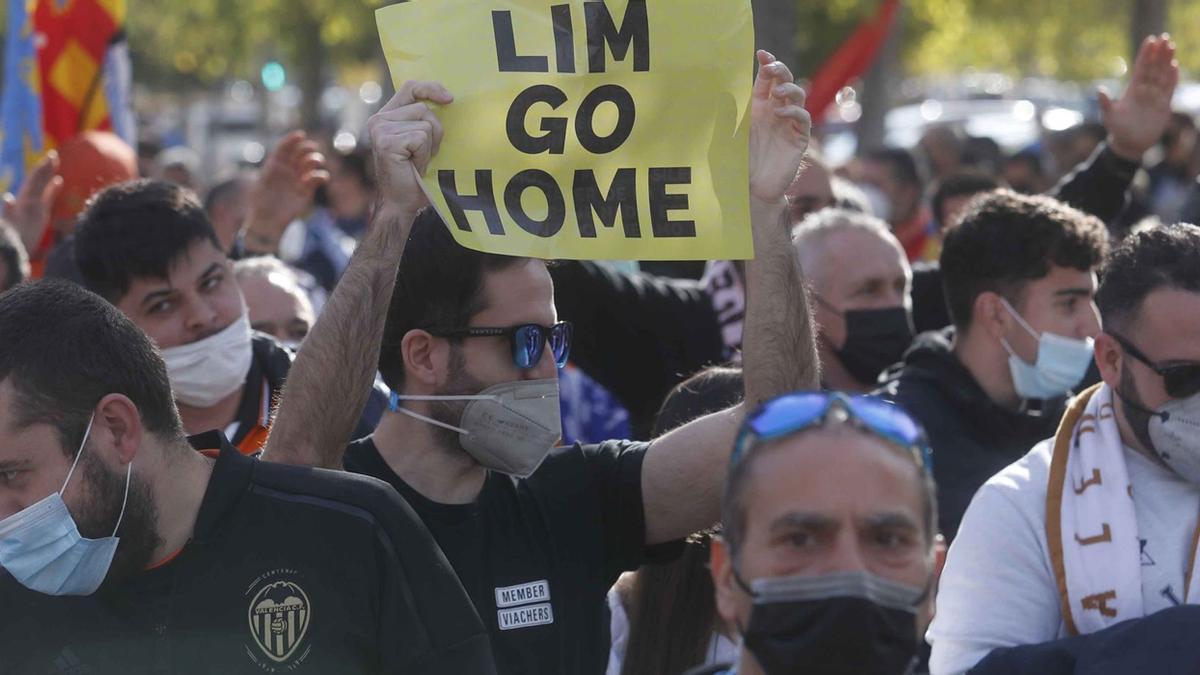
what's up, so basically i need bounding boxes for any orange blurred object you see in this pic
[29,131,138,277]
[51,130,138,231]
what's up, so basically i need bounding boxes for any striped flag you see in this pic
[0,0,134,194]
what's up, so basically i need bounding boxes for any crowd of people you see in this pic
[2,29,1200,675]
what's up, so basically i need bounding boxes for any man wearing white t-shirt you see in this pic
[930,223,1200,674]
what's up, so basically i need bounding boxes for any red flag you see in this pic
[806,0,900,124]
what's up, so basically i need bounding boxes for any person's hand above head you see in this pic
[243,131,330,253]
[1101,33,1180,163]
[748,50,811,205]
[3,151,63,254]
[366,80,453,216]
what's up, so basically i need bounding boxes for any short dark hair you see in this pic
[941,190,1109,331]
[75,179,221,303]
[203,174,251,214]
[378,209,527,391]
[720,413,938,556]
[0,220,28,292]
[864,147,925,189]
[1096,224,1200,332]
[931,171,1001,229]
[653,366,744,438]
[0,280,184,455]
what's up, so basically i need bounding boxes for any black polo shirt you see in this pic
[1,432,496,675]
[344,437,677,675]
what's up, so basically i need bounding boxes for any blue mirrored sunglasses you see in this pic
[732,392,932,473]
[429,321,573,370]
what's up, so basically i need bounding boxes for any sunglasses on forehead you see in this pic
[428,321,573,370]
[1110,331,1200,399]
[732,391,932,473]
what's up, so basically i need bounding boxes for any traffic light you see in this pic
[261,61,286,92]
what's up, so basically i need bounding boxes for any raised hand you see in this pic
[1101,34,1179,162]
[366,80,453,214]
[243,131,329,253]
[748,50,811,204]
[3,152,63,253]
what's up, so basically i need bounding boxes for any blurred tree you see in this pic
[127,0,388,128]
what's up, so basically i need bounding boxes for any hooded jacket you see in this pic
[876,329,1066,540]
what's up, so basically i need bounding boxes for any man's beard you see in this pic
[428,345,488,456]
[74,445,162,585]
[1117,364,1158,455]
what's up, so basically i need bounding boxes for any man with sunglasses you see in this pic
[261,50,819,675]
[692,392,939,675]
[929,225,1200,674]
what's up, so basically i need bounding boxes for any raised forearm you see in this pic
[741,196,819,407]
[261,202,415,467]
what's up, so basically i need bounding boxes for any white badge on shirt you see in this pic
[495,580,554,630]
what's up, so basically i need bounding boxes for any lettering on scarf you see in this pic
[1081,590,1119,617]
[1075,523,1113,546]
[1073,468,1103,495]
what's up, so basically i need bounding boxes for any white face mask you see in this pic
[1143,392,1200,486]
[391,379,562,478]
[1000,299,1094,400]
[160,313,253,408]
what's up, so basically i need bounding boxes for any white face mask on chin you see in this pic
[160,313,253,408]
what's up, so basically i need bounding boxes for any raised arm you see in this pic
[239,131,329,256]
[640,50,820,545]
[261,81,453,467]
[1051,34,1177,226]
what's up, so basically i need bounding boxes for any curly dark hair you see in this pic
[1096,223,1200,332]
[941,190,1109,331]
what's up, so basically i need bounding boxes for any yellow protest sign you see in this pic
[376,0,754,261]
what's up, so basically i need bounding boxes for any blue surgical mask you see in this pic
[1000,299,1094,400]
[0,415,131,596]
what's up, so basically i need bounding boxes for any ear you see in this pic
[1093,332,1124,389]
[400,329,450,389]
[710,536,741,627]
[94,393,143,466]
[972,291,1012,341]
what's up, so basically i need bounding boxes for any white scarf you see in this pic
[1046,383,1200,635]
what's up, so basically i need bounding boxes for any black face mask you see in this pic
[735,570,923,675]
[826,305,915,386]
[1115,366,1161,454]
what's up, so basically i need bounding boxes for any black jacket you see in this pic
[875,329,1065,540]
[551,261,726,440]
[238,334,387,449]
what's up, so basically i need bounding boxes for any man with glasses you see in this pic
[929,224,1200,674]
[261,50,819,675]
[689,392,939,675]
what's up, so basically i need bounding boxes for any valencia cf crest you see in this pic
[246,572,312,667]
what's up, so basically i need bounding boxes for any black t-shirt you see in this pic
[1,432,496,675]
[344,437,671,675]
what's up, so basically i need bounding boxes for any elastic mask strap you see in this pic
[388,393,472,436]
[813,293,844,317]
[731,564,757,598]
[391,392,500,404]
[61,414,96,493]
[999,336,1021,360]
[112,462,131,537]
[1000,298,1041,342]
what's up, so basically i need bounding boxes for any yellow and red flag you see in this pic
[1,0,134,193]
